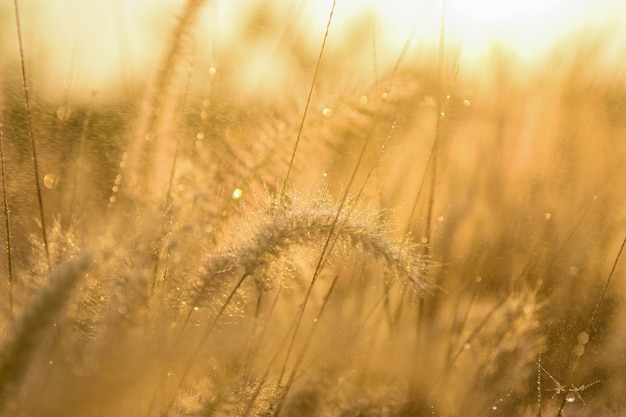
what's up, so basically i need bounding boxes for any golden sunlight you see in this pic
[2,0,623,96]
[338,0,626,61]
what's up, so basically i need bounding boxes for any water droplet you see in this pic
[232,188,243,199]
[322,107,333,117]
[112,185,119,193]
[167,370,174,377]
[56,105,71,121]
[464,342,471,350]
[573,344,585,356]
[44,173,57,189]
[577,331,589,345]
[545,212,551,220]
[421,237,428,244]
[196,132,205,140]
[475,276,482,283]
[437,215,444,222]
[200,111,208,120]
[209,67,217,75]
[566,392,576,403]
[440,112,445,117]
[144,132,154,142]
[491,406,498,411]
[359,95,368,105]
[114,174,123,185]
[463,99,471,107]
[323,172,328,177]
[109,196,117,204]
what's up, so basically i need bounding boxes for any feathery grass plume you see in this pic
[198,188,428,300]
[0,251,92,410]
[124,0,208,206]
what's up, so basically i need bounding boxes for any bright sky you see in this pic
[4,0,623,97]
[334,0,624,59]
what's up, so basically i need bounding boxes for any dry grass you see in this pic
[0,0,625,416]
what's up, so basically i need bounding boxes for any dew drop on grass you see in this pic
[566,392,576,403]
[44,173,57,189]
[573,344,585,356]
[322,107,333,117]
[232,188,243,199]
[577,331,590,345]
[545,212,551,220]
[196,132,205,140]
[209,67,217,75]
[463,99,471,107]
[56,105,71,121]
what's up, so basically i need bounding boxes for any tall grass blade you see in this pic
[12,0,51,270]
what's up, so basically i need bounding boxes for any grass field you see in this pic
[0,0,625,416]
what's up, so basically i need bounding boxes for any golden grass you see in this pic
[0,0,625,416]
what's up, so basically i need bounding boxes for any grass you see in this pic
[0,0,625,416]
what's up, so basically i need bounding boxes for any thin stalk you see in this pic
[422,0,447,256]
[273,274,340,417]
[0,129,14,318]
[555,236,626,417]
[281,0,336,200]
[12,0,50,270]
[68,105,92,228]
[159,272,249,416]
